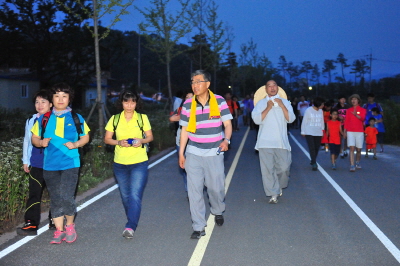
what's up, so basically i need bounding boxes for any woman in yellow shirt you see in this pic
[104,90,153,239]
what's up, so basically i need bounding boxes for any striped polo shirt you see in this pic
[180,94,232,156]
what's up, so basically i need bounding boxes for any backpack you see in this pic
[113,112,149,152]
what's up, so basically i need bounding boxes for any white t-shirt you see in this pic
[300,107,324,136]
[297,101,310,116]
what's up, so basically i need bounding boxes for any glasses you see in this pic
[190,80,207,85]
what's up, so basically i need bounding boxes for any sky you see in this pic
[101,0,400,81]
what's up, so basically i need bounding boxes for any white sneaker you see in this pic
[122,228,134,239]
[269,195,278,204]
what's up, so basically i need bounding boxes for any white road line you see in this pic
[188,127,250,266]
[0,150,177,259]
[289,133,400,263]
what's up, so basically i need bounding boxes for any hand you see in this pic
[219,139,229,152]
[131,138,142,148]
[119,139,131,147]
[301,134,305,137]
[343,132,347,139]
[274,98,284,108]
[64,141,76,150]
[266,100,274,110]
[40,138,51,147]
[179,154,185,169]
[23,164,30,173]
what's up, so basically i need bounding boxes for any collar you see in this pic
[195,92,210,107]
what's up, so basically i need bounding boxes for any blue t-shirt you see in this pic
[363,102,383,125]
[373,114,385,133]
[31,112,90,171]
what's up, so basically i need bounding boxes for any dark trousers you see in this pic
[305,135,322,165]
[25,167,51,225]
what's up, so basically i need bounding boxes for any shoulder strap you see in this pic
[136,112,145,148]
[71,111,83,139]
[113,113,121,132]
[41,111,52,140]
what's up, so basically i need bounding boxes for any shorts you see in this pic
[377,132,385,143]
[366,144,376,149]
[347,131,364,149]
[329,143,341,156]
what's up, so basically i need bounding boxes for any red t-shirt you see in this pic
[323,111,330,123]
[365,126,378,145]
[327,120,341,144]
[344,106,366,132]
[226,99,239,114]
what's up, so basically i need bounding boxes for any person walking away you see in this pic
[179,70,232,239]
[362,93,383,126]
[301,97,325,171]
[297,95,309,128]
[104,90,153,239]
[31,83,90,244]
[252,80,296,204]
[343,94,366,172]
[333,95,349,158]
[169,90,194,194]
[371,107,385,153]
[225,92,239,131]
[320,102,332,152]
[290,97,299,128]
[326,110,343,170]
[17,90,54,235]
[365,118,379,159]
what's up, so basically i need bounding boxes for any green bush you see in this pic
[382,100,400,144]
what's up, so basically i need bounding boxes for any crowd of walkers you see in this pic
[17,71,385,244]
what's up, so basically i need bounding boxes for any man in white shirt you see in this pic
[252,80,296,203]
[297,95,309,126]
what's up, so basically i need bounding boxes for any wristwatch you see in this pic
[224,138,231,144]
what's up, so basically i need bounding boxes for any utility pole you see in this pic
[365,50,376,91]
[138,30,141,89]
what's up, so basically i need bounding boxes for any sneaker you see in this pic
[373,155,378,160]
[344,151,348,157]
[279,188,283,197]
[49,218,56,230]
[269,195,278,204]
[350,165,356,172]
[355,162,362,169]
[365,154,369,158]
[16,221,38,236]
[340,153,344,159]
[332,164,336,170]
[312,163,318,171]
[190,230,206,239]
[122,228,134,239]
[215,215,224,226]
[50,230,66,244]
[64,224,77,243]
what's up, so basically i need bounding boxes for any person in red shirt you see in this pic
[321,102,332,152]
[225,92,239,131]
[365,117,379,159]
[327,110,343,170]
[343,94,366,172]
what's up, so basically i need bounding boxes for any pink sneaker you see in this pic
[64,224,77,243]
[50,230,66,244]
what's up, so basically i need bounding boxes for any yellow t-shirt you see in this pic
[105,111,151,165]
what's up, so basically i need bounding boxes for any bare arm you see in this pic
[179,126,189,169]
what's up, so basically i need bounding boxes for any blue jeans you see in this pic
[113,161,148,230]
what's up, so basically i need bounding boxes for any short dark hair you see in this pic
[371,107,380,114]
[50,83,74,103]
[117,90,143,111]
[32,90,52,104]
[313,97,325,108]
[330,109,338,115]
[191,70,211,82]
[338,95,346,100]
[368,117,376,122]
[367,93,375,98]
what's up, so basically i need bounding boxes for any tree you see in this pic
[277,55,288,87]
[286,62,300,89]
[300,61,313,87]
[204,0,226,92]
[322,59,336,84]
[350,59,370,85]
[311,63,320,85]
[137,0,194,111]
[336,53,349,82]
[58,0,134,137]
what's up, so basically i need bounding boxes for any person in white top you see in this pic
[252,80,296,204]
[297,95,310,127]
[301,97,325,171]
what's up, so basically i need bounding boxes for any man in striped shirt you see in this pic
[179,70,233,239]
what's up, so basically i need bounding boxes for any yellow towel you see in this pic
[187,90,221,133]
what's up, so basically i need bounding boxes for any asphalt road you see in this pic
[1,125,399,266]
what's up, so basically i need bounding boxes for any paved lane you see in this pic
[1,126,399,266]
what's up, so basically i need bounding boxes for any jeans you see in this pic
[305,135,322,165]
[114,161,148,230]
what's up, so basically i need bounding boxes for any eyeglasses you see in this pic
[190,80,208,85]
